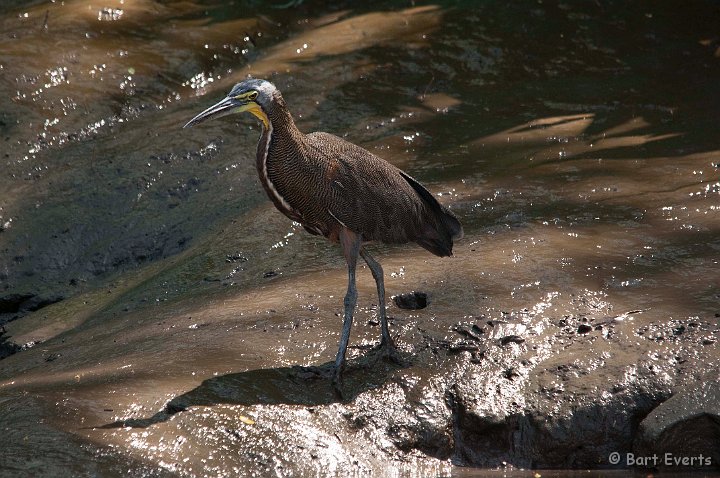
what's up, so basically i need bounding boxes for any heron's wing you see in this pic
[306,132,461,255]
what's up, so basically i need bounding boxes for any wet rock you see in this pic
[499,335,525,346]
[393,291,428,310]
[452,324,484,341]
[634,381,720,468]
[471,324,486,335]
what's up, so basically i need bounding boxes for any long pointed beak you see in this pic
[184,96,239,128]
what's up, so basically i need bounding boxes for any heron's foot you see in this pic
[293,364,346,398]
[377,337,404,366]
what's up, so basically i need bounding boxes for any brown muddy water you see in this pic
[0,1,719,477]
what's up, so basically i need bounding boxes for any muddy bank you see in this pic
[1,0,720,476]
[1,259,718,475]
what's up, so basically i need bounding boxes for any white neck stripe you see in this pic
[259,124,294,214]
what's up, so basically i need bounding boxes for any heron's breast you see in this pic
[259,134,336,235]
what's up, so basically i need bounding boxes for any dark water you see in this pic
[0,1,719,476]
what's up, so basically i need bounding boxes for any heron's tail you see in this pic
[399,171,463,257]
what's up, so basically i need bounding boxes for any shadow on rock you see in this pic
[99,348,408,429]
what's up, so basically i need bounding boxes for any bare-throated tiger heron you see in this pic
[184,78,462,393]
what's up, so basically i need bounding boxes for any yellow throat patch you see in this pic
[243,103,270,129]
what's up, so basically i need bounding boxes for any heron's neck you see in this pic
[254,100,307,221]
[257,99,306,162]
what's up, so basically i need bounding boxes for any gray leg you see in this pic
[361,248,401,365]
[359,248,391,346]
[333,228,361,394]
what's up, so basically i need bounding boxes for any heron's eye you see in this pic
[248,91,258,101]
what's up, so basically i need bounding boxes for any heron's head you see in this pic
[183,78,276,129]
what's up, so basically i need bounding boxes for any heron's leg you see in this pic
[333,228,361,393]
[361,248,403,366]
[359,248,392,347]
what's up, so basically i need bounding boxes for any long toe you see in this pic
[378,339,405,366]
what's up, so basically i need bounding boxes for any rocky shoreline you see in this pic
[1,274,718,475]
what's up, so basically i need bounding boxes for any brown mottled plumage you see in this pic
[185,78,462,395]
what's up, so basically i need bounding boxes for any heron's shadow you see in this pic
[99,347,408,429]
